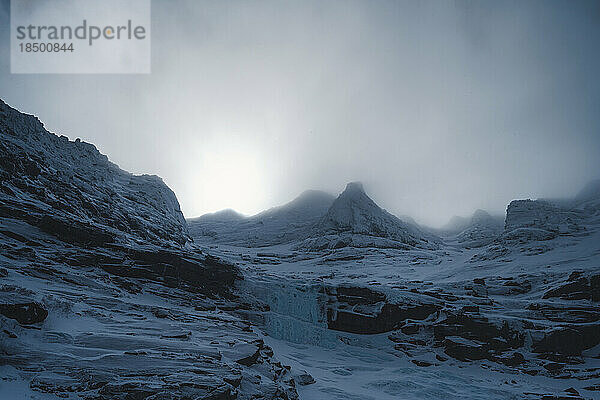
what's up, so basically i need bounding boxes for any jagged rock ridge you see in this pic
[0,99,189,246]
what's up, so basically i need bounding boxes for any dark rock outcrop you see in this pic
[543,273,600,302]
[435,313,523,346]
[0,302,48,324]
[326,286,439,334]
[533,325,600,355]
[74,246,240,297]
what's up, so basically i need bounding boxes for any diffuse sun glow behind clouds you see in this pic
[0,0,599,226]
[185,133,269,216]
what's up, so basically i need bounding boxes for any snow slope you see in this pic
[444,209,505,248]
[188,189,335,247]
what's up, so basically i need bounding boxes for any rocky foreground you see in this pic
[0,99,298,399]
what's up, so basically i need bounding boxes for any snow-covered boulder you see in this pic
[0,99,189,246]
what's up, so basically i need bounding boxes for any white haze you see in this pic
[0,0,599,227]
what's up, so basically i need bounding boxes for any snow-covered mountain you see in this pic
[442,209,505,248]
[0,99,189,246]
[575,179,600,204]
[190,182,439,251]
[441,214,471,234]
[298,182,440,250]
[188,189,335,247]
[195,208,246,222]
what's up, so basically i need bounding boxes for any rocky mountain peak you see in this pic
[471,209,502,227]
[342,181,365,194]
[312,182,437,248]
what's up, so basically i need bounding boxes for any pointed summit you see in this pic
[320,182,385,232]
[312,182,437,248]
[343,181,365,195]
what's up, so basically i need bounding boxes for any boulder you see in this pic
[293,371,315,385]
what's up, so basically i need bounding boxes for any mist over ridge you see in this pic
[1,0,599,227]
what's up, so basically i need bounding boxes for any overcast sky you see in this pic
[1,0,599,226]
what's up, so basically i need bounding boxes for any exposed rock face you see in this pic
[434,312,524,361]
[293,371,316,386]
[543,272,600,302]
[0,302,48,325]
[0,99,238,296]
[501,180,600,246]
[502,199,586,242]
[0,99,189,246]
[326,286,440,334]
[94,246,239,296]
[188,189,335,247]
[533,325,600,355]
